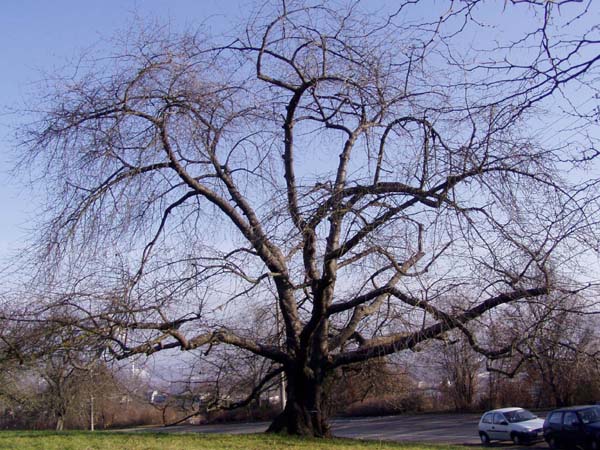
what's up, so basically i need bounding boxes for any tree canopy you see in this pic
[5,0,600,436]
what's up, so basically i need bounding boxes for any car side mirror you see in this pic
[500,420,508,426]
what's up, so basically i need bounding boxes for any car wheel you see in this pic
[548,436,559,450]
[591,440,599,450]
[511,433,522,445]
[480,432,491,445]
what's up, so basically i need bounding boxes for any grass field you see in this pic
[0,431,474,450]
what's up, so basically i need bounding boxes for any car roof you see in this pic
[484,407,524,414]
[550,405,598,412]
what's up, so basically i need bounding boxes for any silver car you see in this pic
[478,407,544,445]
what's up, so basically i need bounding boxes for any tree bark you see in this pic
[266,366,331,437]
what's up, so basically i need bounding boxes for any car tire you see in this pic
[591,439,599,450]
[479,432,491,445]
[511,433,522,445]
[548,436,559,450]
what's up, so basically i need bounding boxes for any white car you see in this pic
[478,407,544,445]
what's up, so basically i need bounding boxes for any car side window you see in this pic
[579,407,600,424]
[482,414,493,424]
[493,413,506,425]
[548,412,563,425]
[564,412,579,426]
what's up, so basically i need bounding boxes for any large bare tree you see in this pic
[12,0,600,436]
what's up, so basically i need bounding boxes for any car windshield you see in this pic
[504,409,537,423]
[578,407,600,424]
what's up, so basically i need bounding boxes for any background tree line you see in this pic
[2,294,599,430]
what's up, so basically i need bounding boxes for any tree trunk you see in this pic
[55,415,64,431]
[266,367,331,437]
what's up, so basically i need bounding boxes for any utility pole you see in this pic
[89,366,95,431]
[90,395,95,431]
[275,301,286,411]
[279,368,287,411]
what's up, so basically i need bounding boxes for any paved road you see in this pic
[139,412,549,448]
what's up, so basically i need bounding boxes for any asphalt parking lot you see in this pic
[141,412,550,448]
[330,413,548,448]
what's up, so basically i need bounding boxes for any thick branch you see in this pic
[332,287,549,367]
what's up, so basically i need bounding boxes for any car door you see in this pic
[480,413,494,437]
[490,412,510,441]
[545,411,564,445]
[562,411,584,446]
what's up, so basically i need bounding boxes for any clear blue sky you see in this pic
[0,1,242,259]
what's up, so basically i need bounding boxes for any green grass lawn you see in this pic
[0,431,474,450]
